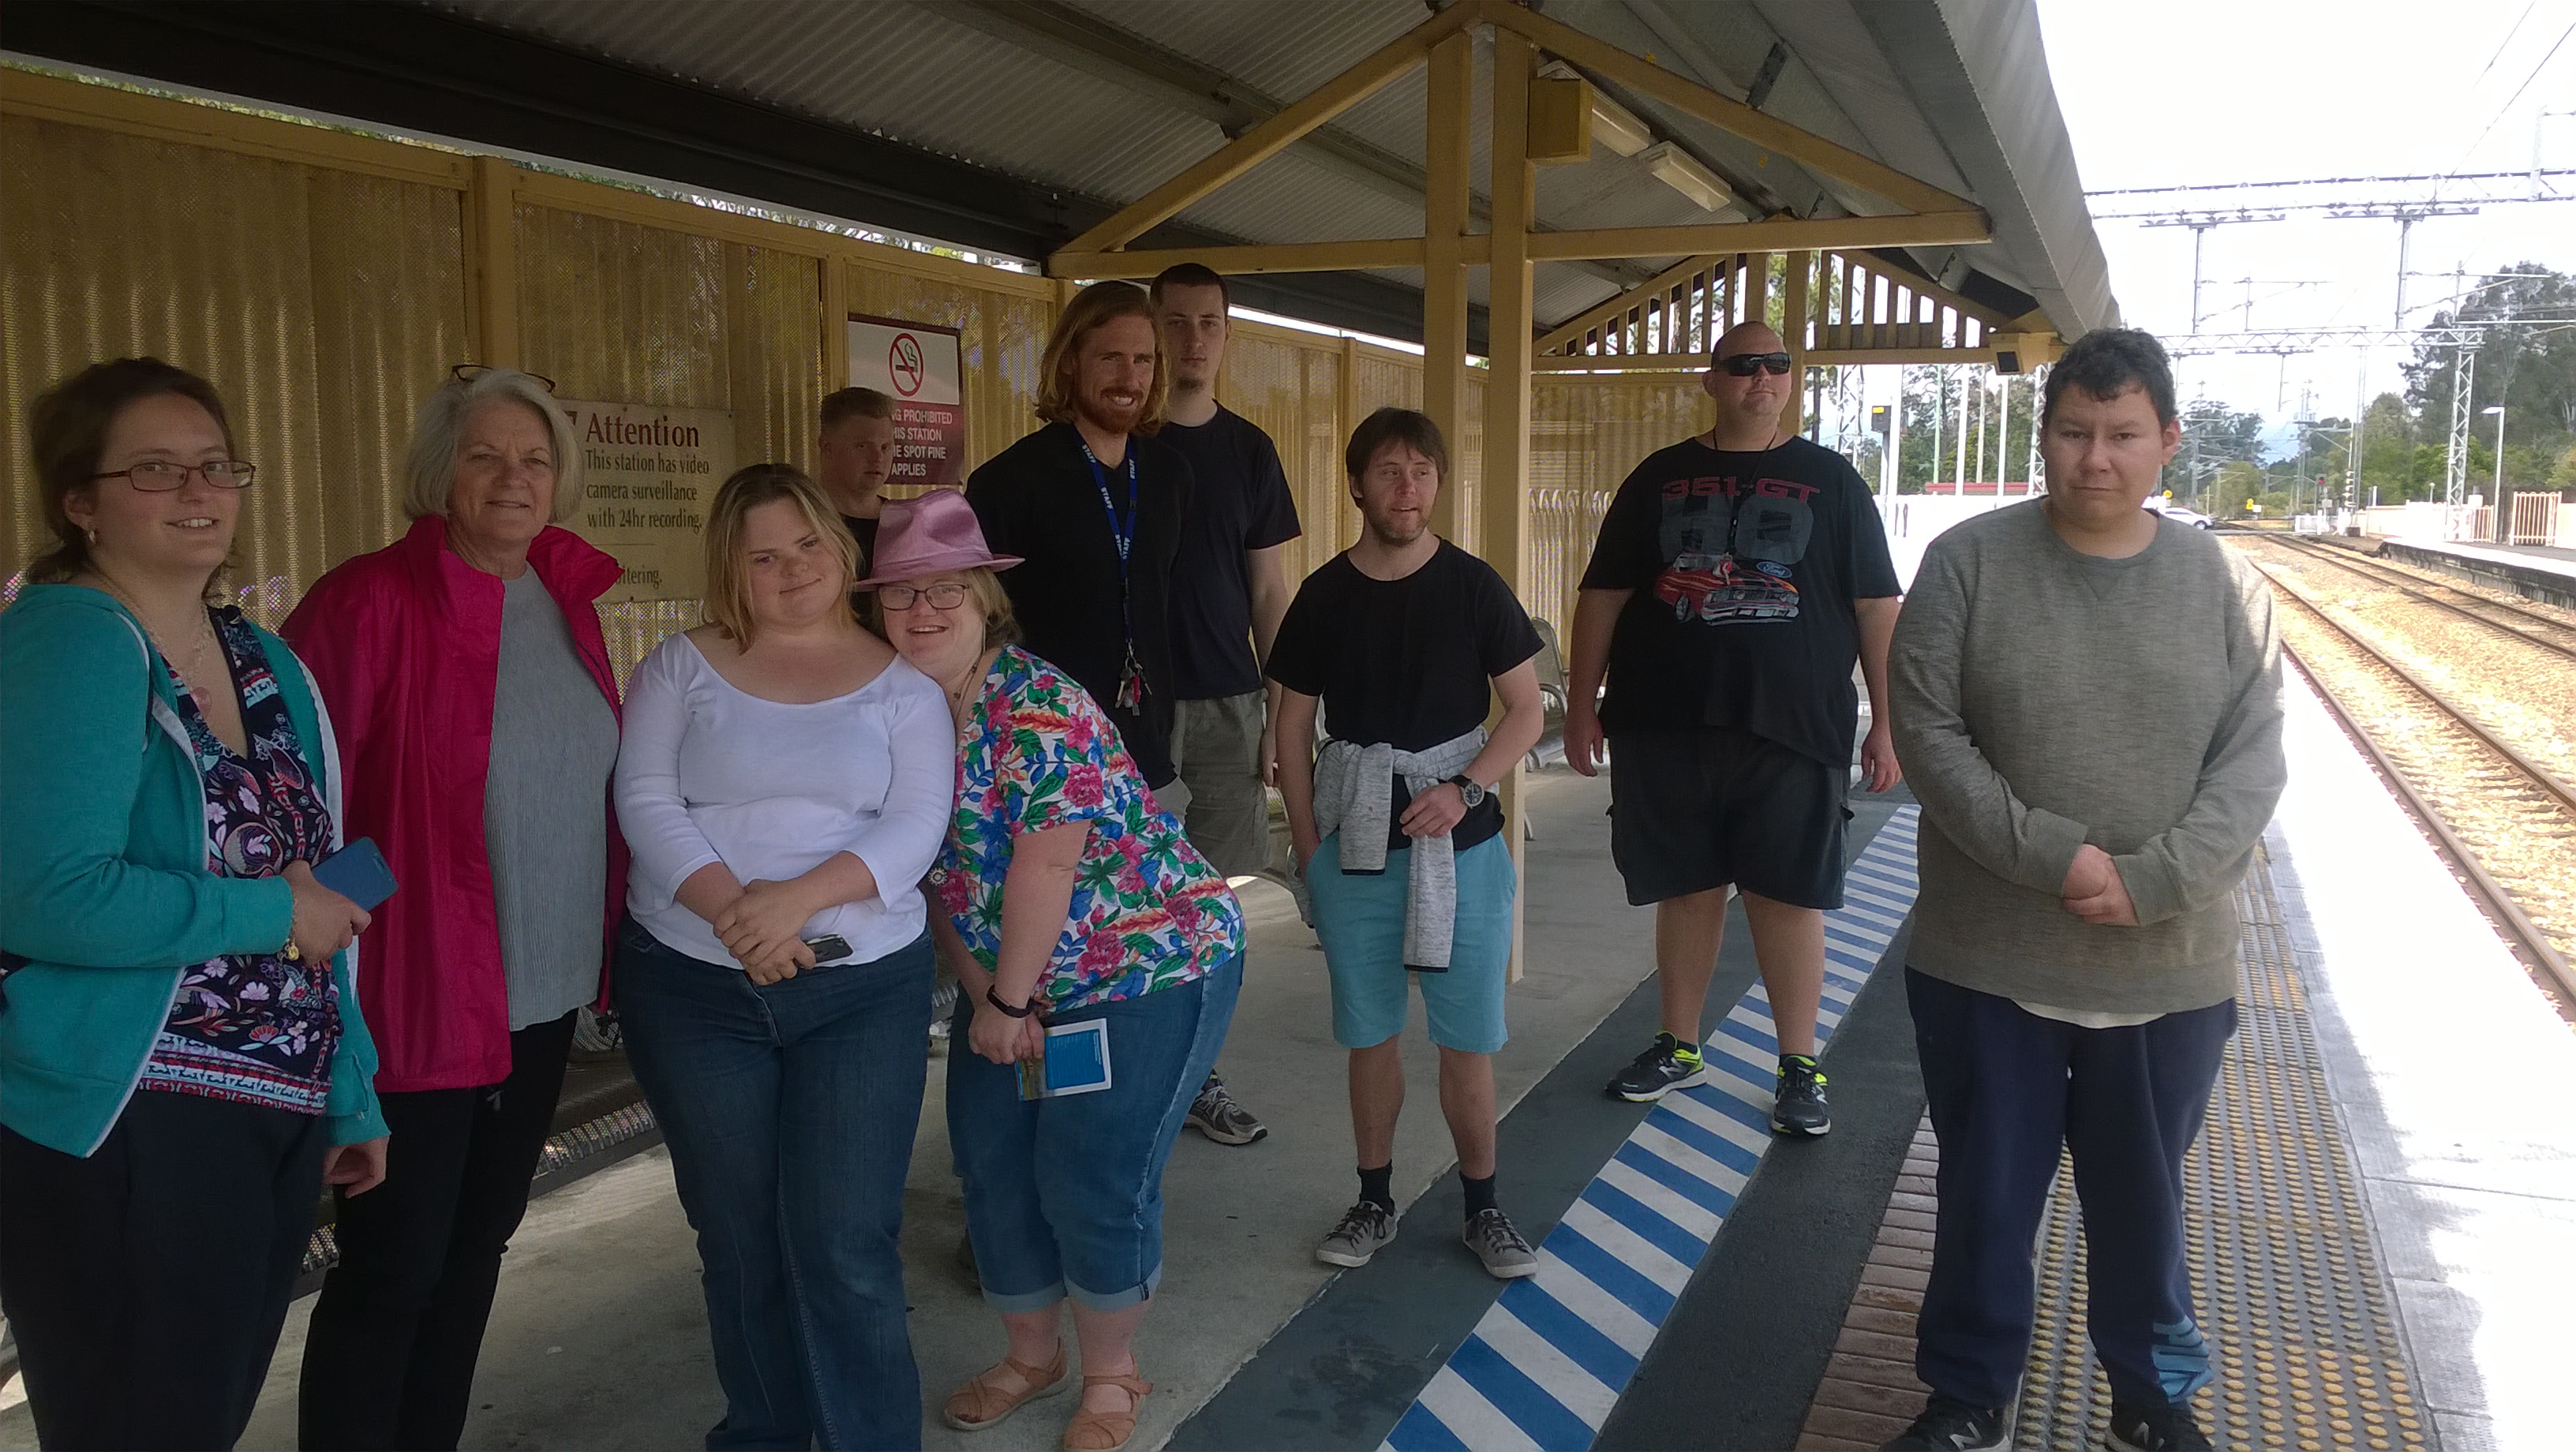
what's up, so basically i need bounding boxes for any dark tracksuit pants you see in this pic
[1905,967,2236,1412]
[298,1011,576,1450]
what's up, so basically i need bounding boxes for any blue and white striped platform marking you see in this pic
[1382,806,1922,1452]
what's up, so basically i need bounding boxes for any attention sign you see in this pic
[848,316,966,491]
[560,399,737,602]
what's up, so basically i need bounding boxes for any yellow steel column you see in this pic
[466,155,521,367]
[1485,25,1537,981]
[1422,29,1473,539]
[1780,250,1810,437]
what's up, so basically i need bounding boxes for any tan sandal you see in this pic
[1061,1370,1152,1452]
[942,1342,1069,1431]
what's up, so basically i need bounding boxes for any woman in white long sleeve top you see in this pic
[612,465,955,1452]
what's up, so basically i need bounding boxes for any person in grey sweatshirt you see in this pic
[1881,328,2285,1452]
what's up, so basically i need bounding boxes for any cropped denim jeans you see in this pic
[616,918,934,1451]
[945,954,1241,1313]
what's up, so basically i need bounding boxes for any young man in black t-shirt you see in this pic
[965,282,1191,790]
[817,386,897,574]
[1563,322,1903,1137]
[1151,263,1303,1151]
[1271,409,1546,1281]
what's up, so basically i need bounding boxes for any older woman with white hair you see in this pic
[281,365,626,1451]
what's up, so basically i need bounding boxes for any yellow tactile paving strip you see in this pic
[1800,848,2436,1451]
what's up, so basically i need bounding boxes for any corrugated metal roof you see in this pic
[427,0,2114,335]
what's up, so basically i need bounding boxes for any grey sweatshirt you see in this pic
[1889,502,2286,1013]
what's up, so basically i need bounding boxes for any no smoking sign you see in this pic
[888,333,926,398]
[848,316,966,488]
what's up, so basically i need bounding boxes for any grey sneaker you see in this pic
[1186,1073,1267,1145]
[1315,1201,1398,1267]
[1462,1208,1538,1279]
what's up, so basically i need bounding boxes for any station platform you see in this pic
[2378,538,2576,610]
[5,677,2567,1452]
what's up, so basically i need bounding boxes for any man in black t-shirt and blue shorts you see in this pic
[1271,409,1547,1281]
[1564,322,1903,1136]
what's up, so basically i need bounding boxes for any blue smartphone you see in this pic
[313,837,398,911]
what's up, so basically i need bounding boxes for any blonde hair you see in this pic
[701,463,859,646]
[402,369,584,522]
[1035,281,1167,435]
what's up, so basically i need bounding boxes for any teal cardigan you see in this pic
[0,584,388,1156]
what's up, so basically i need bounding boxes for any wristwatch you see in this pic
[985,986,1035,1018]
[1445,774,1487,809]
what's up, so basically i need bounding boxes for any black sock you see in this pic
[1462,1172,1497,1218]
[1358,1164,1395,1212]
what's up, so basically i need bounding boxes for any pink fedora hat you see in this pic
[853,488,1022,588]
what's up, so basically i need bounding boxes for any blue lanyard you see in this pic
[1079,439,1140,653]
[1079,440,1138,573]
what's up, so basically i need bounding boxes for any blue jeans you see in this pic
[616,919,934,1451]
[946,955,1241,1312]
[1907,967,2236,1412]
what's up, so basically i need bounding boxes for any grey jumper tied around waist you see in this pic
[1310,726,1486,971]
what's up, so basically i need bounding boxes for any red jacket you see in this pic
[283,518,627,1092]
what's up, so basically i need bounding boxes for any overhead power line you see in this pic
[2087,170,2574,202]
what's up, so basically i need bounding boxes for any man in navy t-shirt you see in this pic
[1148,263,1302,1149]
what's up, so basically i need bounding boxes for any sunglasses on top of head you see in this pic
[1716,351,1795,377]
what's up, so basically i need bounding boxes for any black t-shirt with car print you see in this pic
[1578,435,1899,768]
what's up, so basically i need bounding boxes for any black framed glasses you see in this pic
[1717,351,1795,376]
[92,460,257,490]
[450,363,560,393]
[877,582,971,611]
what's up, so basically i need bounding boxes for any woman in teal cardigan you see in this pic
[0,358,386,1450]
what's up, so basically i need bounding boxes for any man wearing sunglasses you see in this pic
[1563,321,1902,1136]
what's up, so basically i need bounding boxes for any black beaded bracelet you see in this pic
[985,986,1035,1018]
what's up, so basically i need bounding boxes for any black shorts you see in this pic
[1608,725,1852,910]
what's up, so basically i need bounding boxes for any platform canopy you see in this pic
[6,0,2117,353]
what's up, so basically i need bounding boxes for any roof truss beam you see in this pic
[1050,0,1992,298]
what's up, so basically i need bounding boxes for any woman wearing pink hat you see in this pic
[862,488,1243,1452]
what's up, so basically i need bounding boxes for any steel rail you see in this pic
[2263,537,2576,658]
[2281,642,2576,1005]
[2251,559,2576,817]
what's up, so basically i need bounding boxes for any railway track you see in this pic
[2255,534,2576,661]
[2244,556,2576,1003]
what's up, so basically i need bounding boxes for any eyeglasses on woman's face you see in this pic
[92,460,258,490]
[878,582,971,612]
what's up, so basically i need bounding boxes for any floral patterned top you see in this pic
[140,606,343,1113]
[930,646,1245,1012]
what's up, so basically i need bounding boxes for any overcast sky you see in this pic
[2031,0,2576,425]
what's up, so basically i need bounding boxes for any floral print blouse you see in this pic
[140,606,343,1113]
[930,646,1244,1012]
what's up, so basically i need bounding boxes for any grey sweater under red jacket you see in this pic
[1889,502,2286,1015]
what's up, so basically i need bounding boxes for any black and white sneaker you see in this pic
[1773,1054,1832,1136]
[2106,1400,2213,1451]
[1605,1032,1707,1102]
[1881,1395,2005,1450]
